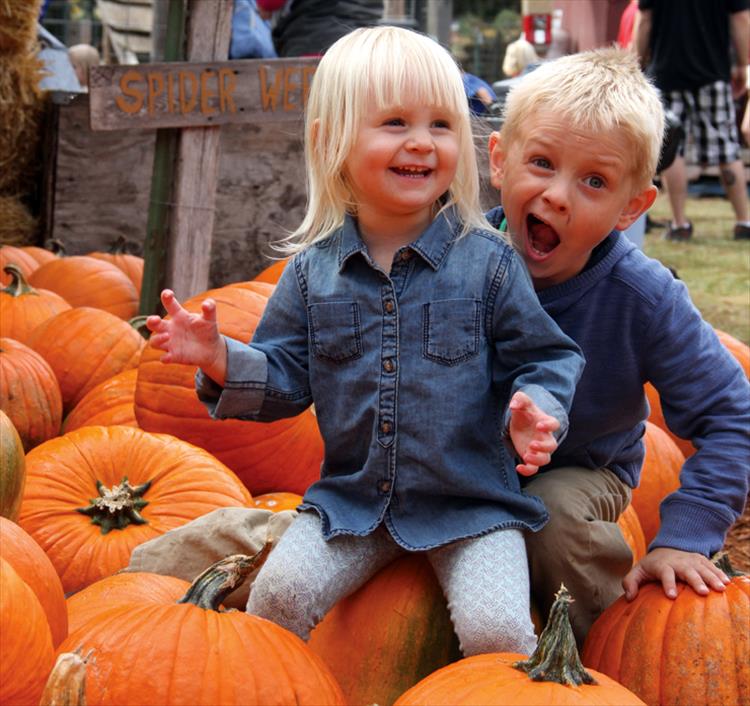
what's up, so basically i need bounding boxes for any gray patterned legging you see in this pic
[246,511,537,656]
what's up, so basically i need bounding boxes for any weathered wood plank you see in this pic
[88,57,318,131]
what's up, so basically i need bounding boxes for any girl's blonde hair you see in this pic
[501,47,665,191]
[282,25,489,252]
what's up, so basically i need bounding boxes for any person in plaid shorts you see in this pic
[636,0,750,241]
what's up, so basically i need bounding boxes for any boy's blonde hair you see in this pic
[284,25,488,251]
[500,47,664,190]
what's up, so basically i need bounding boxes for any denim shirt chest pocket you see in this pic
[308,301,362,363]
[422,298,482,365]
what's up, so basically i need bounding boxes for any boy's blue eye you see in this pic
[531,157,551,169]
[585,175,606,189]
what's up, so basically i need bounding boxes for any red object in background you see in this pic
[523,13,551,46]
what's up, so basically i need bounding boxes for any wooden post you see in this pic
[165,0,233,302]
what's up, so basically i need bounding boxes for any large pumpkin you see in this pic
[63,368,138,433]
[87,237,144,293]
[0,244,56,286]
[582,555,750,706]
[394,585,645,706]
[56,554,346,705]
[252,491,303,512]
[18,425,253,594]
[0,264,70,343]
[630,421,684,546]
[0,517,67,647]
[0,557,55,706]
[253,258,288,285]
[26,307,144,415]
[134,282,323,495]
[0,410,25,521]
[0,337,63,451]
[28,255,139,320]
[309,554,460,706]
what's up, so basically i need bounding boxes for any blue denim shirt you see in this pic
[197,211,585,549]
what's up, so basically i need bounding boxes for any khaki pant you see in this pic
[524,466,633,647]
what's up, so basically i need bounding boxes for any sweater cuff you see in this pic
[649,498,735,556]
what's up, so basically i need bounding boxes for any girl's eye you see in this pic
[531,157,551,169]
[585,175,606,189]
[432,119,451,129]
[383,117,405,127]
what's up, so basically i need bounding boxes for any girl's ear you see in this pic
[615,184,658,231]
[487,131,505,191]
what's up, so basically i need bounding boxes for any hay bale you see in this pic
[724,503,750,573]
[0,0,42,56]
[0,195,38,245]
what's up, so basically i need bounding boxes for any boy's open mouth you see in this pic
[391,166,431,178]
[527,214,560,256]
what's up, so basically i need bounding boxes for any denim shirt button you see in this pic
[378,479,391,493]
[384,300,394,313]
[382,358,394,373]
[380,420,392,434]
[399,250,411,261]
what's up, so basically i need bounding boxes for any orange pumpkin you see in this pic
[252,491,303,512]
[134,282,324,495]
[395,585,645,706]
[56,554,346,705]
[630,421,684,546]
[63,368,138,433]
[0,337,63,450]
[0,411,25,521]
[582,556,750,706]
[27,307,144,415]
[0,517,67,647]
[18,425,253,594]
[87,237,144,293]
[617,504,647,564]
[0,557,55,706]
[28,255,139,320]
[0,264,71,343]
[309,554,460,706]
[0,244,55,286]
[66,571,190,635]
[253,258,288,285]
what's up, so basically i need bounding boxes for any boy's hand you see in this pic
[508,390,560,476]
[145,289,226,384]
[622,547,730,600]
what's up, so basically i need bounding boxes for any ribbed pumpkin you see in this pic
[18,425,253,594]
[395,585,645,706]
[0,410,25,521]
[0,557,55,706]
[582,555,750,706]
[26,307,144,415]
[0,337,63,451]
[630,421,684,546]
[56,554,346,706]
[253,258,288,285]
[0,517,67,647]
[309,554,460,706]
[0,264,71,343]
[134,282,324,495]
[28,255,139,320]
[63,368,138,433]
[66,571,190,635]
[252,491,303,512]
[0,244,56,286]
[87,237,144,293]
[617,504,647,564]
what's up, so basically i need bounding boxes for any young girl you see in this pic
[146,25,584,656]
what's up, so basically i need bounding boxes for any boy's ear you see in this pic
[615,184,658,231]
[487,131,504,190]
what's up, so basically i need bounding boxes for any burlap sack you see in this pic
[126,507,297,609]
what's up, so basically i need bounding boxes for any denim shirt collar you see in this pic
[338,208,461,273]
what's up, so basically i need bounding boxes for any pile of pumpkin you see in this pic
[1,243,748,706]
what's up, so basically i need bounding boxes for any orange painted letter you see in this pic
[114,70,145,113]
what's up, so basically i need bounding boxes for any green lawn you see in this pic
[643,192,750,345]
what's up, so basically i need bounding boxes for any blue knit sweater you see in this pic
[488,207,750,556]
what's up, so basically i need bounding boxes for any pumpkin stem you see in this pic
[513,584,597,686]
[76,477,151,534]
[2,263,38,297]
[711,551,745,578]
[44,238,66,255]
[177,543,273,611]
[128,314,150,340]
[39,648,91,706]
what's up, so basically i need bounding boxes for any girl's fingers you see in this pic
[201,298,217,322]
[145,314,163,332]
[160,289,184,317]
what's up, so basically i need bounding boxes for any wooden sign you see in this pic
[88,56,318,131]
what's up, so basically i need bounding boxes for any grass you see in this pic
[643,191,750,345]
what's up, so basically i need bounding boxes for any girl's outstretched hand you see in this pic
[145,289,227,385]
[508,390,560,476]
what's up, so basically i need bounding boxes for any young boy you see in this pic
[486,47,750,645]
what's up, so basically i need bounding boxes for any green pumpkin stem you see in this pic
[76,477,151,534]
[177,544,273,611]
[513,584,597,686]
[711,551,745,578]
[2,263,38,297]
